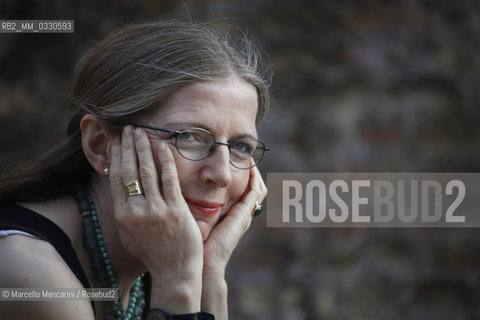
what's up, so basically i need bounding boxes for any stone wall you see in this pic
[1,1,479,319]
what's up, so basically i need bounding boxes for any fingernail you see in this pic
[158,142,165,151]
[124,126,132,137]
[134,128,142,139]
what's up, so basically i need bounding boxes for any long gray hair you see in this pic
[69,21,270,133]
[0,20,271,202]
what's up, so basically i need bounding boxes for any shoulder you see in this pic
[0,233,77,286]
[0,234,94,319]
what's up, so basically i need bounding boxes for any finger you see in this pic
[252,166,268,203]
[220,168,260,237]
[134,128,161,200]
[109,135,127,203]
[121,126,142,197]
[247,158,265,200]
[228,166,263,221]
[244,166,263,206]
[122,126,145,205]
[236,166,267,222]
[155,142,183,206]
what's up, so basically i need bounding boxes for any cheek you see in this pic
[170,152,193,187]
[165,143,250,203]
[229,171,250,201]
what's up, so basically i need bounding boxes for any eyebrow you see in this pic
[162,121,259,140]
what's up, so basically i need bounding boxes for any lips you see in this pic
[185,198,222,216]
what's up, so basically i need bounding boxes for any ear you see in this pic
[80,115,113,177]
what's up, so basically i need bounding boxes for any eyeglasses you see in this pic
[130,124,269,169]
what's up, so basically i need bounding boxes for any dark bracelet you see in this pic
[145,308,215,320]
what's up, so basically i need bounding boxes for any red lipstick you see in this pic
[185,198,222,216]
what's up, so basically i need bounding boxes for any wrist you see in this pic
[201,275,227,299]
[201,274,228,319]
[150,273,202,314]
[202,260,226,278]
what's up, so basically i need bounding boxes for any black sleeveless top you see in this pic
[0,203,95,312]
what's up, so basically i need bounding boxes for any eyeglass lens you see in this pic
[175,128,265,169]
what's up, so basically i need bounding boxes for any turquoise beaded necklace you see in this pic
[74,190,145,320]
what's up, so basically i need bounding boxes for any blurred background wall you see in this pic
[1,1,479,319]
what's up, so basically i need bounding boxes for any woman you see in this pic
[0,20,270,320]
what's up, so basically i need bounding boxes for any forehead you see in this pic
[148,76,259,137]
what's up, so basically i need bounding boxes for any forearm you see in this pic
[201,267,229,320]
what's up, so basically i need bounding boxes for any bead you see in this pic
[90,250,103,266]
[79,200,89,212]
[82,218,97,249]
[77,192,145,319]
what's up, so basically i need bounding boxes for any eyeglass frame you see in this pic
[129,123,270,169]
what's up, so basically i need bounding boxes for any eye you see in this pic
[178,131,195,142]
[230,140,256,156]
[177,129,210,145]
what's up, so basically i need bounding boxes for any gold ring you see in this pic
[251,201,262,217]
[125,180,143,196]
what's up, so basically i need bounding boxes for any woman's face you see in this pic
[144,75,259,242]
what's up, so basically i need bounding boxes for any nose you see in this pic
[199,143,232,187]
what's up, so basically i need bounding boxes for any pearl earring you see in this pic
[104,167,110,176]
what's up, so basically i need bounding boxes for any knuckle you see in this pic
[122,165,136,177]
[167,194,181,205]
[160,156,173,168]
[109,166,121,177]
[162,172,176,186]
[139,165,156,179]
[160,150,175,166]
[125,206,146,225]
[167,210,182,225]
[148,203,162,215]
[109,171,122,185]
[114,213,129,229]
[129,212,144,226]
[136,140,150,153]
